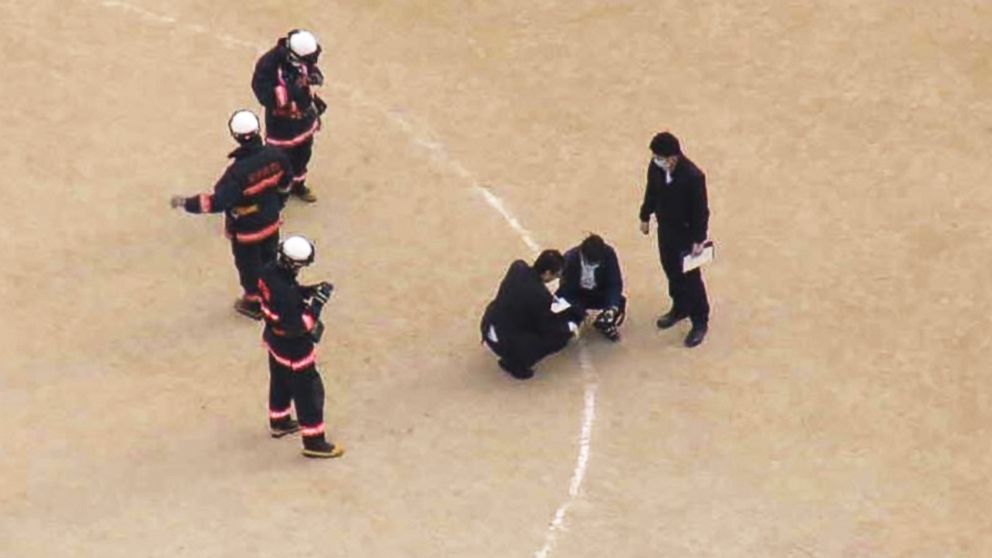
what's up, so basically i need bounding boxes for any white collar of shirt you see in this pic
[579,254,599,290]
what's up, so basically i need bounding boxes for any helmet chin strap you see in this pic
[233,133,258,145]
[279,259,302,273]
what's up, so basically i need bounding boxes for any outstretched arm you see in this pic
[170,170,241,214]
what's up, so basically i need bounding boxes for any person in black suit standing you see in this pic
[639,132,710,347]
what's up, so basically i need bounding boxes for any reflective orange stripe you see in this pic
[302,312,315,332]
[300,422,325,437]
[199,194,212,213]
[266,343,316,371]
[244,171,284,196]
[269,407,292,419]
[274,86,288,108]
[260,300,280,321]
[235,220,281,244]
[266,119,319,147]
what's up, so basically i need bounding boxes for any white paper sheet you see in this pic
[682,241,715,272]
[550,297,572,314]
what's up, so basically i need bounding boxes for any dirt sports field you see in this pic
[2,1,991,556]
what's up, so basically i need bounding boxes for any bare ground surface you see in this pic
[1,1,991,556]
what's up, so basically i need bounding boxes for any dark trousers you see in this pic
[659,240,709,326]
[268,356,325,432]
[231,234,278,299]
[483,328,570,371]
[276,137,314,190]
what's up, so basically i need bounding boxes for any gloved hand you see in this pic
[313,282,334,305]
[285,72,309,101]
[313,95,328,116]
[309,282,333,318]
[310,319,325,343]
[567,321,579,335]
[308,68,324,86]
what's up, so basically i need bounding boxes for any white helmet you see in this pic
[228,109,260,139]
[287,30,319,60]
[279,235,315,269]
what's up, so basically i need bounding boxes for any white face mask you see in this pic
[653,156,669,170]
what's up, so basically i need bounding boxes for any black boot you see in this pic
[292,182,318,203]
[498,359,534,380]
[302,434,345,459]
[684,323,708,348]
[656,309,687,329]
[269,417,301,438]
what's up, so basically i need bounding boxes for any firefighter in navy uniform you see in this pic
[258,235,344,459]
[556,234,627,342]
[480,250,578,380]
[170,110,291,320]
[251,29,326,204]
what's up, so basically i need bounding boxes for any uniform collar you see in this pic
[228,138,264,159]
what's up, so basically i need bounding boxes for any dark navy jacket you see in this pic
[251,39,323,144]
[556,244,624,310]
[182,139,290,244]
[258,262,323,369]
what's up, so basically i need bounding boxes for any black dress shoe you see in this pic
[684,324,708,348]
[511,368,535,380]
[498,359,534,380]
[656,310,688,329]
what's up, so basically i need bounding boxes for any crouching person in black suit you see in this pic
[480,250,577,380]
[556,234,627,342]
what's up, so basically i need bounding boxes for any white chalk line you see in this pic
[332,81,596,558]
[99,0,258,50]
[535,345,597,558]
[329,85,544,254]
[86,2,598,555]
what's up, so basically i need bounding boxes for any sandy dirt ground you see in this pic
[2,1,991,556]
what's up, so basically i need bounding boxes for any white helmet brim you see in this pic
[229,110,260,137]
[280,235,315,265]
[288,30,319,59]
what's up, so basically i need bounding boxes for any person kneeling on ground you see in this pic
[480,250,578,380]
[556,234,627,342]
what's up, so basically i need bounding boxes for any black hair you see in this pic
[579,234,607,264]
[533,249,565,276]
[650,131,681,156]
